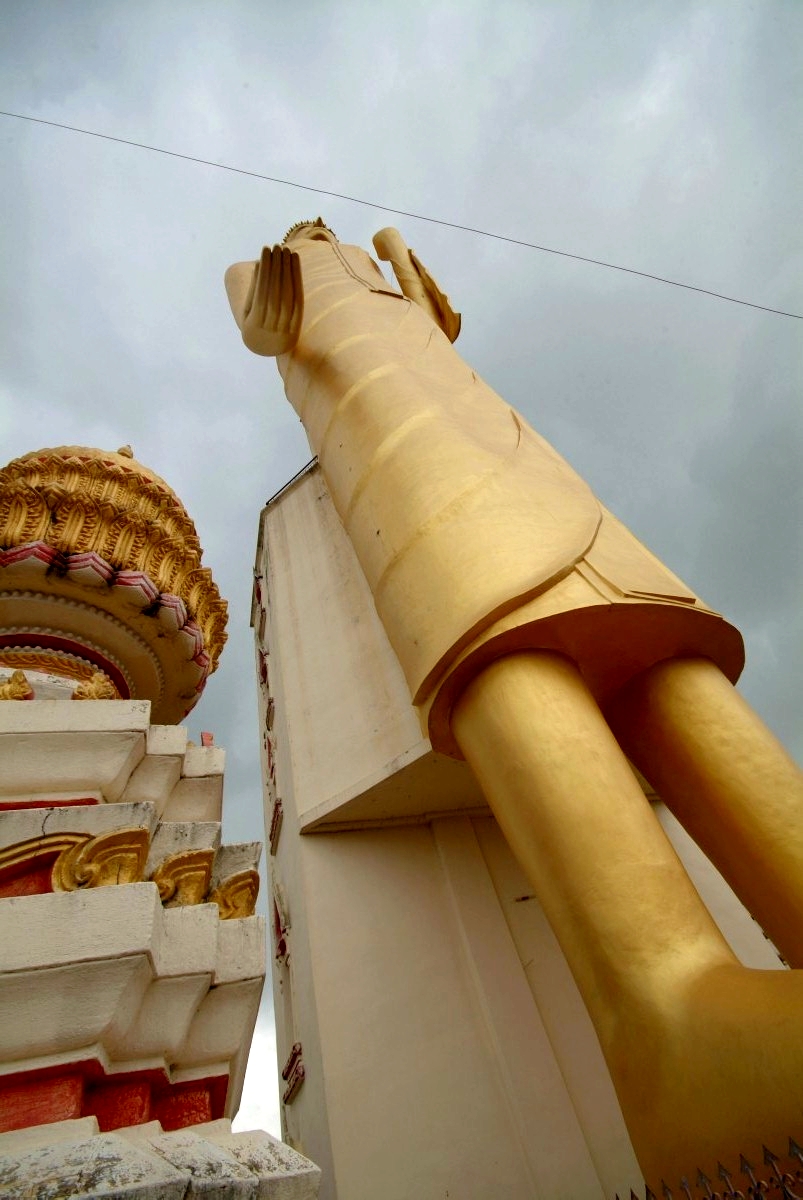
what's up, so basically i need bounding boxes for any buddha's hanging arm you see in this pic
[373,226,461,342]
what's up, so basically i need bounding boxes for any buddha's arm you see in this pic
[373,227,461,342]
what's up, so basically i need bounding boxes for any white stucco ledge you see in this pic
[0,1124,322,1199]
[0,1115,100,1152]
[182,744,226,778]
[0,799,158,849]
[0,884,219,976]
[0,699,152,735]
[0,1131,189,1199]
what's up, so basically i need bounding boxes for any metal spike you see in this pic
[661,1182,673,1200]
[645,1187,657,1200]
[790,1137,803,1165]
[717,1161,737,1196]
[759,1144,801,1198]
[740,1154,759,1190]
[696,1169,714,1198]
[631,1191,640,1199]
[679,1178,693,1200]
[761,1147,803,1200]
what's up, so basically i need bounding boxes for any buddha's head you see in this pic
[283,217,337,246]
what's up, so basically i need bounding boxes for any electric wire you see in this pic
[1,108,800,321]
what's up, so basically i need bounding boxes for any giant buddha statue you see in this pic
[226,221,803,1187]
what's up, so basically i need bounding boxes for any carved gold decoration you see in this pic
[51,827,150,891]
[0,648,119,691]
[0,833,88,882]
[209,869,260,920]
[0,447,227,671]
[0,482,49,543]
[0,669,34,700]
[152,849,215,907]
[71,671,120,700]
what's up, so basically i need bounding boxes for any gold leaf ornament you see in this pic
[152,849,215,907]
[52,827,150,891]
[209,869,260,919]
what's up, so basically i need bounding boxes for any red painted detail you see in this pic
[273,898,288,960]
[0,798,98,812]
[282,1062,305,1105]
[281,1043,303,1081]
[154,1086,212,1131]
[85,1079,151,1132]
[0,634,130,697]
[0,861,56,898]
[66,552,115,583]
[0,1060,228,1135]
[0,834,84,897]
[158,594,187,626]
[266,734,276,784]
[0,541,56,568]
[269,797,283,856]
[0,1074,83,1133]
[200,731,214,748]
[180,621,203,657]
[153,1075,227,1131]
[114,570,160,601]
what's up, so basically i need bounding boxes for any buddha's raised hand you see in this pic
[225,244,303,357]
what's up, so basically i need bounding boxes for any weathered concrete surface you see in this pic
[0,1125,321,1198]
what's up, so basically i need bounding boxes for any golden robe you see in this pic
[277,235,743,754]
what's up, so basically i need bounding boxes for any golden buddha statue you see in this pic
[226,222,803,1187]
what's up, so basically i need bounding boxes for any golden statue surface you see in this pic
[227,223,803,1188]
[226,222,741,751]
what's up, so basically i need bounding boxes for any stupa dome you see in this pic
[0,445,227,720]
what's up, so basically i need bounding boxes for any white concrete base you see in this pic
[0,885,264,1110]
[0,1123,321,1198]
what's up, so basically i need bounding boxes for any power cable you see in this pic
[1,108,800,321]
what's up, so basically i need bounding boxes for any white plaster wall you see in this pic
[255,590,339,1195]
[259,469,487,831]
[292,823,607,1199]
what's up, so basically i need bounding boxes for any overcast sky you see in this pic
[1,0,800,1138]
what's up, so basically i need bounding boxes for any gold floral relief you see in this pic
[184,567,214,613]
[209,870,260,920]
[60,496,100,551]
[71,671,120,700]
[152,849,215,907]
[0,447,227,671]
[107,511,142,565]
[0,649,101,687]
[138,525,167,577]
[0,670,35,700]
[151,544,185,594]
[0,484,44,543]
[52,827,150,891]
